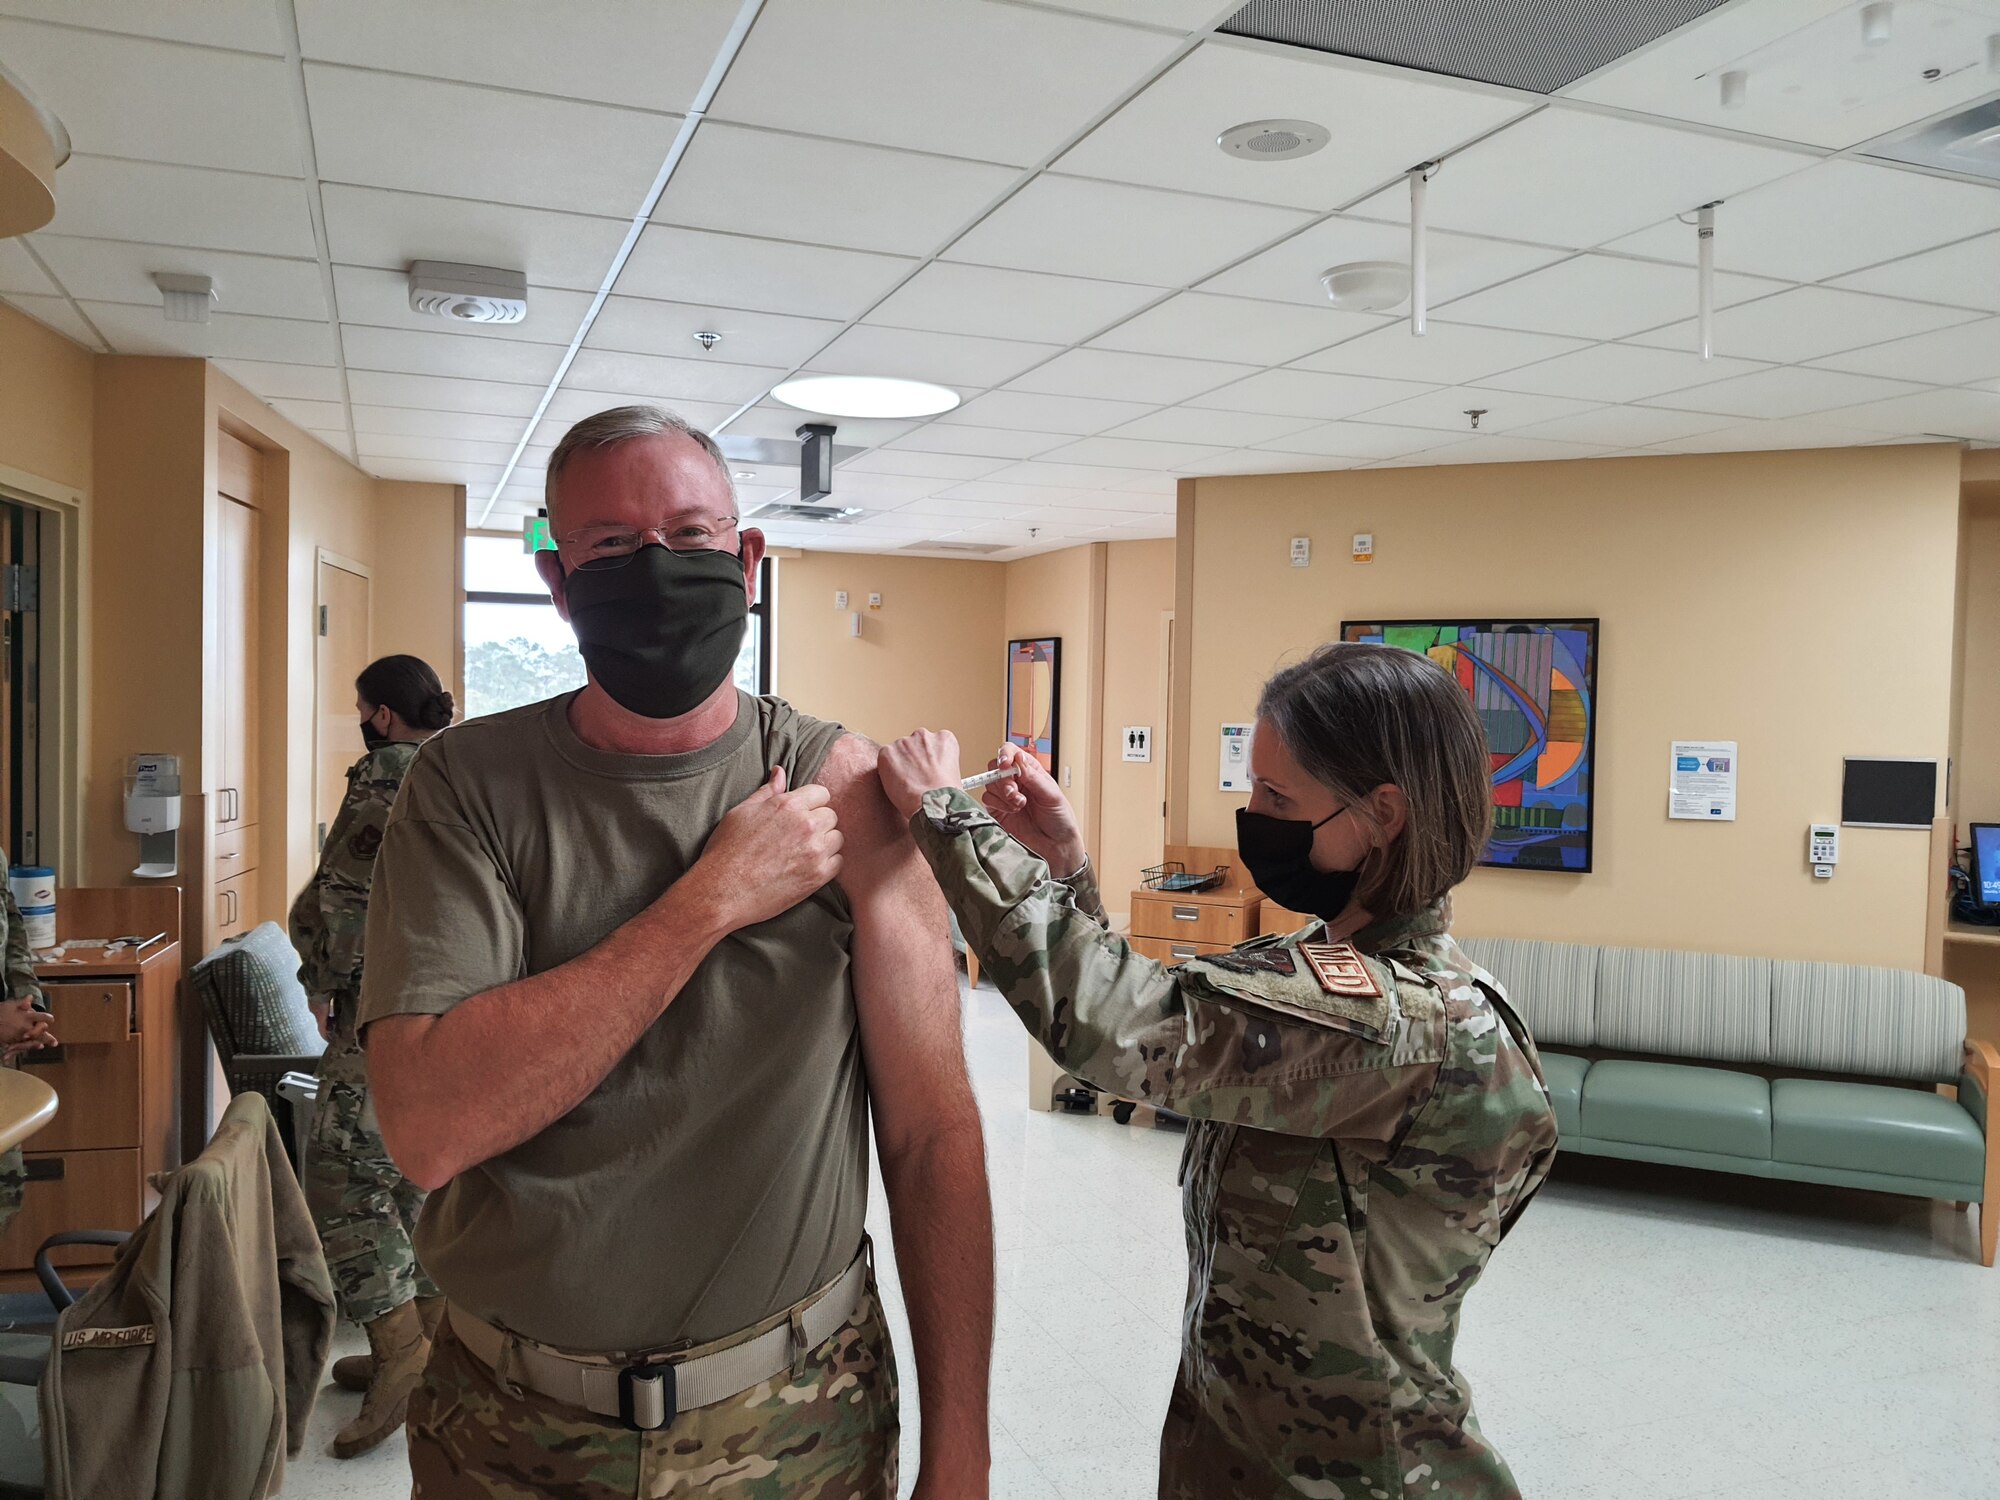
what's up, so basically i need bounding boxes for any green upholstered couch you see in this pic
[1458,937,1998,1267]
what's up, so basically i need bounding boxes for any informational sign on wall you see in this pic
[1669,740,1737,821]
[1220,723,1253,793]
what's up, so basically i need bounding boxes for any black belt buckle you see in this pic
[618,1359,677,1432]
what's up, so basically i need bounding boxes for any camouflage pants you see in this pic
[407,1284,900,1499]
[0,1144,22,1238]
[302,1022,439,1323]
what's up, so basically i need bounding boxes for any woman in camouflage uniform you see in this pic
[881,642,1558,1500]
[0,881,57,1232]
[290,654,454,1459]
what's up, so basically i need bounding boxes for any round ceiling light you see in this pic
[1319,260,1411,313]
[1218,118,1330,161]
[770,375,960,419]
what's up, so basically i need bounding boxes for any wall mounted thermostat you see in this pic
[1220,723,1253,793]
[1808,823,1838,879]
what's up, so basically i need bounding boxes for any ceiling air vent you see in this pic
[751,502,867,524]
[1220,0,1732,95]
[1867,97,2000,185]
[899,540,1010,555]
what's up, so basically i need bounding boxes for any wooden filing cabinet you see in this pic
[1128,843,1262,966]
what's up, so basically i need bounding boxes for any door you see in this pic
[316,558,371,848]
[215,495,259,832]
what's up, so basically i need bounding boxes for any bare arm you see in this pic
[368,768,843,1191]
[824,735,993,1499]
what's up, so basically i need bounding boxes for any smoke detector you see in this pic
[1319,260,1410,312]
[408,261,528,323]
[1218,118,1329,161]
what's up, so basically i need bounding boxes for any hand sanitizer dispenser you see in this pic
[125,754,181,878]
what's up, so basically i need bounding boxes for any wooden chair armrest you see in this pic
[1967,1038,1999,1087]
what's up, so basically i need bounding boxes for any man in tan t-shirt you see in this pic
[361,406,993,1498]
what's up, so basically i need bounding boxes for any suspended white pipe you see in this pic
[1409,165,1429,337]
[1696,203,1716,361]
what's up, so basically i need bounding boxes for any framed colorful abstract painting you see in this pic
[1006,637,1060,775]
[1340,618,1600,872]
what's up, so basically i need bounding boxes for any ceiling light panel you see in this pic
[1290,320,1586,384]
[1809,317,2000,387]
[710,0,1179,166]
[0,19,298,176]
[584,296,844,368]
[1480,342,1771,403]
[1605,160,2000,283]
[48,156,316,258]
[320,186,632,294]
[807,325,1060,389]
[1628,285,1976,363]
[943,174,1312,286]
[1344,106,1807,250]
[868,262,1164,345]
[1200,214,1566,309]
[1007,348,1261,405]
[31,238,327,321]
[1056,39,1530,211]
[1088,290,1387,365]
[1441,255,1784,341]
[1569,0,2000,150]
[295,0,742,111]
[653,123,1017,256]
[1641,365,1928,420]
[618,226,916,322]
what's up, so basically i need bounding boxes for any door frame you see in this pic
[0,462,81,883]
[313,548,372,851]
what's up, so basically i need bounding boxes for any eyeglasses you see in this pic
[560,518,740,571]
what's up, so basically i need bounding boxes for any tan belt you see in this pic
[446,1249,870,1432]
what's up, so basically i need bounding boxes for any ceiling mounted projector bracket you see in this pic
[798,423,836,503]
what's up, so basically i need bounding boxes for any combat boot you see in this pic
[331,1299,430,1458]
[330,1295,442,1393]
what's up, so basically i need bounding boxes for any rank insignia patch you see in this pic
[1299,941,1382,999]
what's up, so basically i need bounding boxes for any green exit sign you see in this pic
[523,515,554,553]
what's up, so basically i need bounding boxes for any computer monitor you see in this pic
[1973,824,2000,909]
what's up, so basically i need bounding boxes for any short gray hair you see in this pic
[544,404,735,528]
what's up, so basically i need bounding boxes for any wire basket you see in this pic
[1141,861,1227,894]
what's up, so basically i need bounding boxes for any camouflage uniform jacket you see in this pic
[289,742,418,1024]
[2,884,42,1006]
[913,788,1558,1500]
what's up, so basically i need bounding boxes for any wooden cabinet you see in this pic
[1128,845,1262,964]
[213,869,257,944]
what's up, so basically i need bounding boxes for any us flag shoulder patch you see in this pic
[1299,941,1382,999]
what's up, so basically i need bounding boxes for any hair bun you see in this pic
[426,690,457,729]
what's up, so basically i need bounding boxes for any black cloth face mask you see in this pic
[359,718,391,752]
[1236,805,1361,921]
[562,544,748,720]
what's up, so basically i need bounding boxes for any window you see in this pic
[462,535,770,719]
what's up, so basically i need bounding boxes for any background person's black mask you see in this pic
[562,545,748,720]
[359,717,391,752]
[1236,805,1361,921]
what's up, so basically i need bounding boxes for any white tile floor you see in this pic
[286,979,2000,1499]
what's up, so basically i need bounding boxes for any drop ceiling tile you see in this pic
[1630,286,1978,363]
[1345,107,1807,250]
[1442,256,1784,342]
[332,264,589,343]
[217,360,347,403]
[1809,318,2000,388]
[1643,366,1928,420]
[1039,435,1231,468]
[929,481,1082,509]
[713,0,1177,165]
[1251,421,1443,460]
[619,226,915,322]
[1201,216,1566,311]
[1291,320,1586,385]
[586,296,842,368]
[303,428,353,456]
[31,237,325,321]
[48,157,316,258]
[837,449,1013,481]
[1178,449,1358,475]
[805,473,954,506]
[1041,0,1232,30]
[870,262,1163,344]
[322,186,627,292]
[981,461,1176,495]
[1509,405,1736,447]
[82,302,337,363]
[0,0,285,50]
[536,387,738,432]
[1106,406,1320,447]
[346,369,544,416]
[1090,290,1384,365]
[0,242,54,297]
[1373,434,1614,466]
[344,324,566,384]
[887,425,1073,460]
[886,496,1037,521]
[1816,387,2000,443]
[1186,368,1435,420]
[1481,342,1771,403]
[1832,231,2000,314]
[1059,38,1529,211]
[269,398,347,431]
[365,458,508,485]
[0,21,299,176]
[945,175,1311,286]
[1642,418,1887,453]
[306,67,679,218]
[938,391,1158,435]
[1007,348,1258,405]
[808,326,1060,389]
[562,347,781,405]
[1605,160,2000,284]
[1,295,103,349]
[655,124,1017,257]
[1356,386,1600,434]
[296,0,740,112]
[351,406,527,443]
[358,433,525,465]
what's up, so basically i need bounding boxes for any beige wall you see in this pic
[772,550,1006,757]
[0,303,92,496]
[1178,445,1964,970]
[1954,502,2000,830]
[374,480,466,713]
[1096,540,1175,918]
[1005,544,1105,858]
